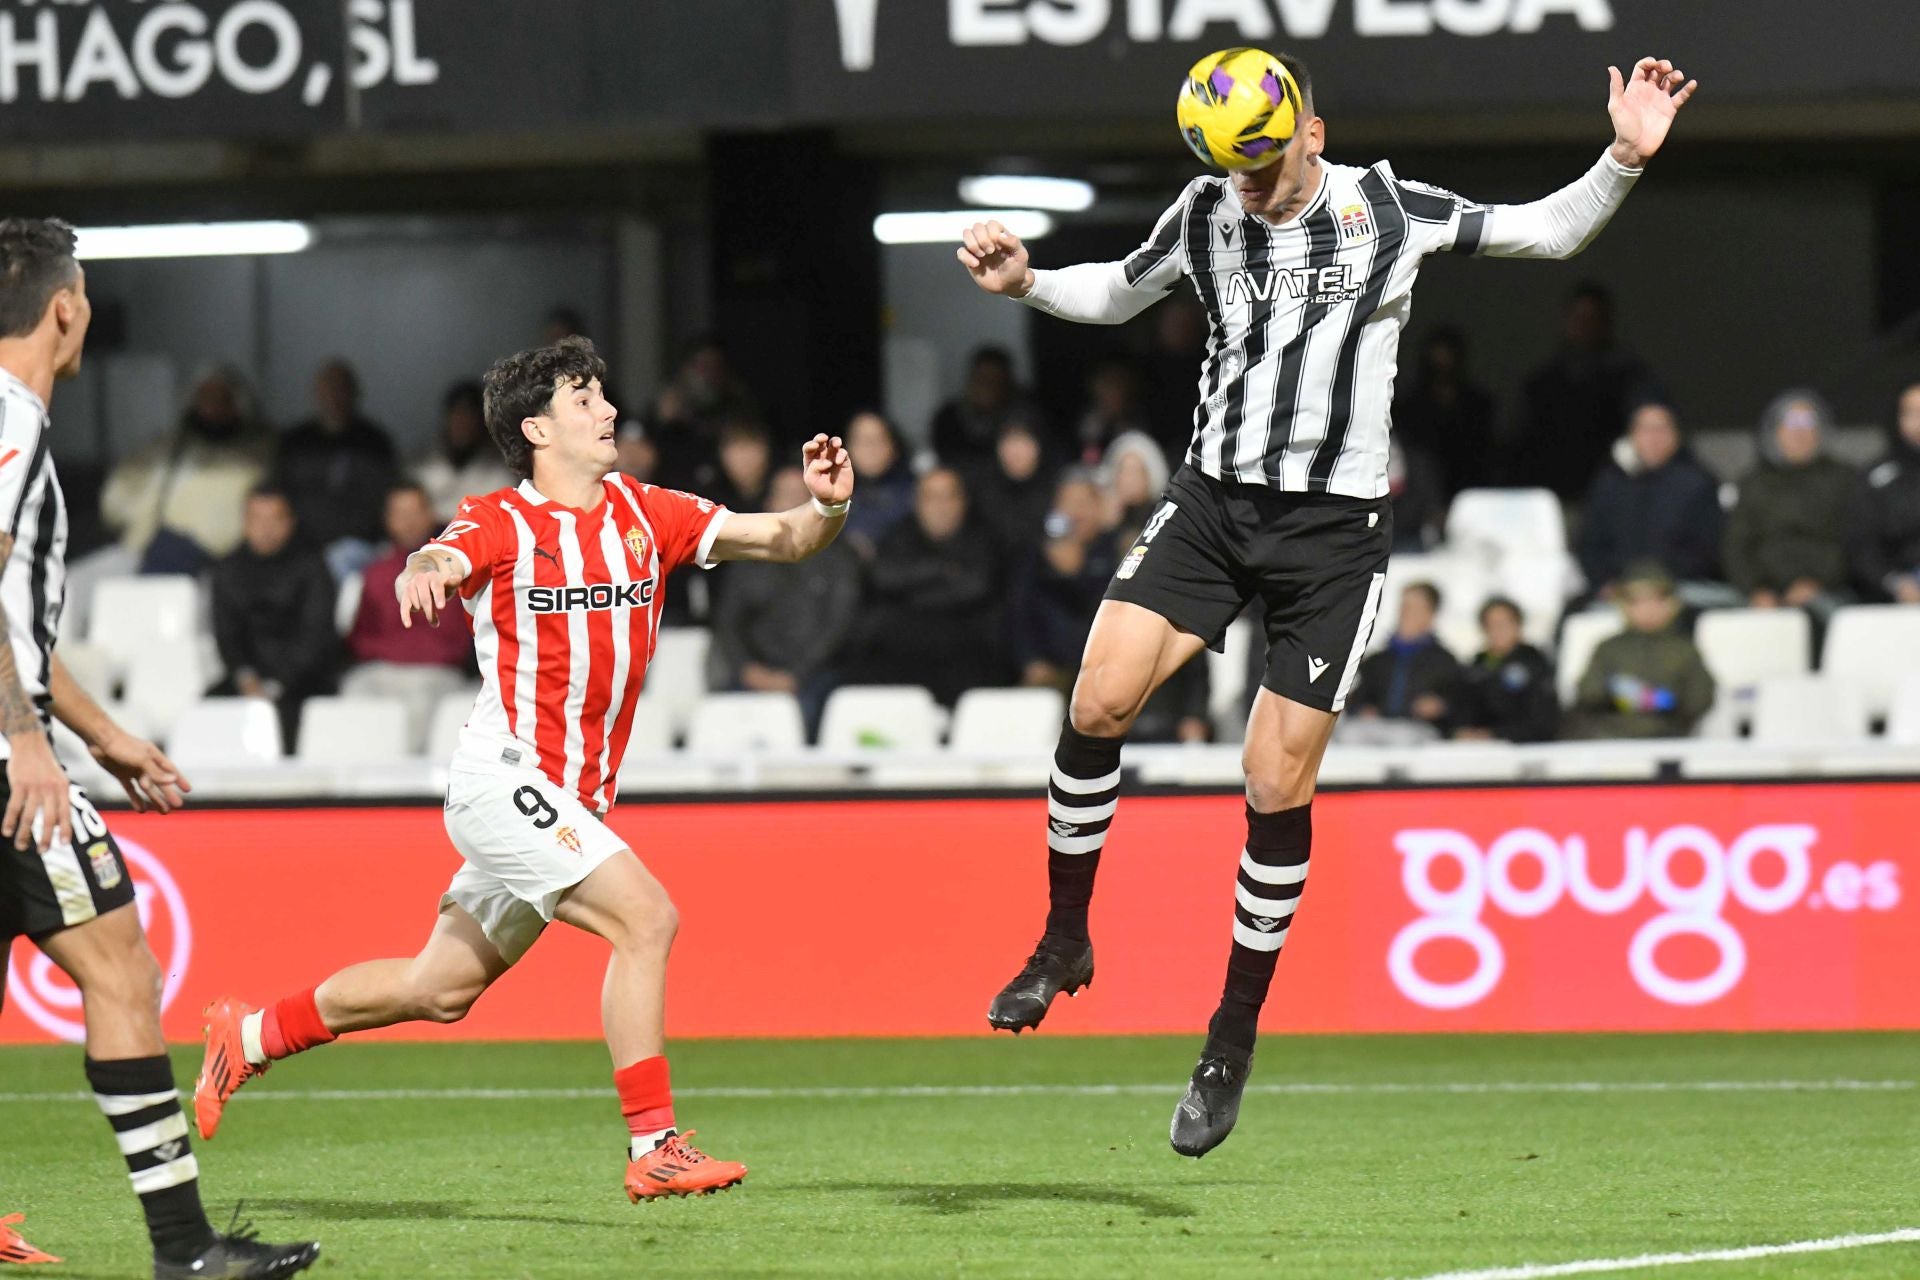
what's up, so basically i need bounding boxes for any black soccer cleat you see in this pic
[1169,1049,1251,1158]
[986,934,1094,1033]
[154,1229,320,1279]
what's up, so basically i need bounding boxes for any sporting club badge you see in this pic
[555,826,582,855]
[624,527,649,566]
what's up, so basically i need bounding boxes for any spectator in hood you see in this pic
[1099,430,1169,544]
[1510,283,1664,500]
[101,364,272,572]
[274,357,399,576]
[708,416,773,515]
[1722,388,1867,616]
[414,380,513,519]
[1857,381,1920,604]
[932,345,1043,469]
[1455,597,1559,743]
[1579,401,1723,599]
[1387,436,1445,552]
[840,409,916,559]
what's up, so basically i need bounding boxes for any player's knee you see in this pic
[416,983,484,1025]
[1070,665,1146,737]
[621,894,678,955]
[1243,748,1313,811]
[79,937,164,1015]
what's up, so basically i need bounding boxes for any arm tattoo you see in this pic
[0,533,40,737]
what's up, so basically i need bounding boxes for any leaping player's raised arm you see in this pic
[706,433,855,564]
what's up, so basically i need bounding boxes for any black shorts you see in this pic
[1106,465,1392,714]
[0,779,134,1014]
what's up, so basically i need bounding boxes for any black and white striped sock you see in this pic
[1043,720,1123,941]
[85,1055,216,1265]
[1206,803,1311,1058]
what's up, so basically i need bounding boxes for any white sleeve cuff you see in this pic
[694,510,730,570]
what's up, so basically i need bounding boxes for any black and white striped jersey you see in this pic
[0,369,67,759]
[1019,150,1641,500]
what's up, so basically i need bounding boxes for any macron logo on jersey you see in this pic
[527,581,655,614]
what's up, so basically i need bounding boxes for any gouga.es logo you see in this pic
[10,839,191,1044]
[1389,824,1901,1011]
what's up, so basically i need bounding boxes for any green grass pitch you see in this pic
[4,1033,1918,1278]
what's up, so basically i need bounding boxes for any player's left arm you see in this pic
[1459,57,1697,261]
[46,654,189,813]
[708,434,855,564]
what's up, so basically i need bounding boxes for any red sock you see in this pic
[613,1055,674,1138]
[261,988,338,1061]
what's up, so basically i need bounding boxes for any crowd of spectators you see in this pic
[85,296,1920,748]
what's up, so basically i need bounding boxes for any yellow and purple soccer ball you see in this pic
[1176,48,1303,171]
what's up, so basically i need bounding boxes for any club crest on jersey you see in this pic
[624,527,649,565]
[87,841,121,889]
[1338,203,1375,243]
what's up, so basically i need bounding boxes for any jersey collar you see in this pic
[0,367,48,419]
[517,476,613,519]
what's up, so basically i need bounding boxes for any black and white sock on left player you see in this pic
[86,1054,218,1265]
[1044,720,1124,941]
[1205,803,1311,1059]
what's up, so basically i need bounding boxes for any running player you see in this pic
[958,53,1695,1156]
[194,336,854,1200]
[0,218,320,1277]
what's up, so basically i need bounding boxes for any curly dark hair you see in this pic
[0,218,79,340]
[481,335,607,478]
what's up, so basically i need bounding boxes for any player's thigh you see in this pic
[552,850,676,952]
[412,901,513,997]
[1242,686,1339,810]
[17,786,150,1000]
[1253,499,1391,716]
[34,902,162,1009]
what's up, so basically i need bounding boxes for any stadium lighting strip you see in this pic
[75,221,316,261]
[873,208,1053,245]
[958,175,1095,212]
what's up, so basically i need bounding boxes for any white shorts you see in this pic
[439,767,627,964]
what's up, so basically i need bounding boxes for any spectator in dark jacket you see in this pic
[971,419,1054,561]
[848,468,1006,704]
[709,467,862,734]
[208,486,339,752]
[1392,326,1498,495]
[1857,381,1920,604]
[932,346,1042,468]
[1387,437,1446,552]
[1510,284,1664,501]
[274,358,398,575]
[840,410,916,560]
[1722,389,1866,616]
[1009,471,1116,692]
[1347,582,1462,738]
[1579,402,1723,596]
[1565,562,1714,739]
[1456,597,1559,742]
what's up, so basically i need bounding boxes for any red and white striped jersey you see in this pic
[427,475,728,813]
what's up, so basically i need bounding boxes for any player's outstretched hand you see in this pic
[398,565,460,628]
[957,220,1033,298]
[1607,56,1697,167]
[3,731,70,852]
[91,728,191,814]
[801,434,854,506]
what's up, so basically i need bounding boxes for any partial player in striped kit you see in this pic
[0,219,320,1277]
[195,336,856,1202]
[961,51,1696,1156]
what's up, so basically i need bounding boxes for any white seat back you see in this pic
[1887,673,1920,745]
[636,629,710,737]
[86,576,200,668]
[426,687,481,760]
[1556,610,1625,707]
[168,698,282,767]
[1445,488,1567,558]
[1750,676,1869,744]
[818,685,943,751]
[1821,606,1920,718]
[123,638,206,741]
[295,696,411,764]
[950,687,1064,753]
[1697,608,1813,687]
[684,692,805,754]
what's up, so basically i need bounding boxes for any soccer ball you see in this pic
[1176,47,1303,171]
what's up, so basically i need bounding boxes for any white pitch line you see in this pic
[1398,1227,1920,1280]
[0,1079,1910,1105]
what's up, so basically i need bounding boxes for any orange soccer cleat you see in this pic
[624,1131,747,1201]
[0,1213,60,1265]
[193,996,267,1140]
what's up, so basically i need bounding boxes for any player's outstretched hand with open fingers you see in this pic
[1607,55,1697,168]
[957,220,1033,298]
[91,728,190,814]
[802,433,854,506]
[399,563,460,629]
[4,731,70,853]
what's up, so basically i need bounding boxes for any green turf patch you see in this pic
[4,1034,1918,1278]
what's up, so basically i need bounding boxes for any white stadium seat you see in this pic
[123,638,206,742]
[1444,488,1567,559]
[57,640,116,703]
[684,692,805,755]
[168,698,283,768]
[1494,551,1576,647]
[622,701,676,756]
[426,687,481,760]
[1554,609,1624,707]
[86,575,200,670]
[1750,676,1870,744]
[1888,674,1920,746]
[335,570,364,635]
[1207,614,1255,732]
[1694,608,1813,738]
[949,687,1064,754]
[1370,551,1491,657]
[296,697,411,764]
[1820,606,1920,720]
[636,628,710,738]
[818,685,943,751]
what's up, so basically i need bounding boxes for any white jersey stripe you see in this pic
[504,505,541,765]
[591,513,632,804]
[552,511,590,796]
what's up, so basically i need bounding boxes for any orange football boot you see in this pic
[624,1131,747,1201]
[0,1213,60,1265]
[193,996,268,1140]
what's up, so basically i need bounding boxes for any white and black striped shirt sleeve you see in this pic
[1396,150,1643,262]
[1017,181,1198,325]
